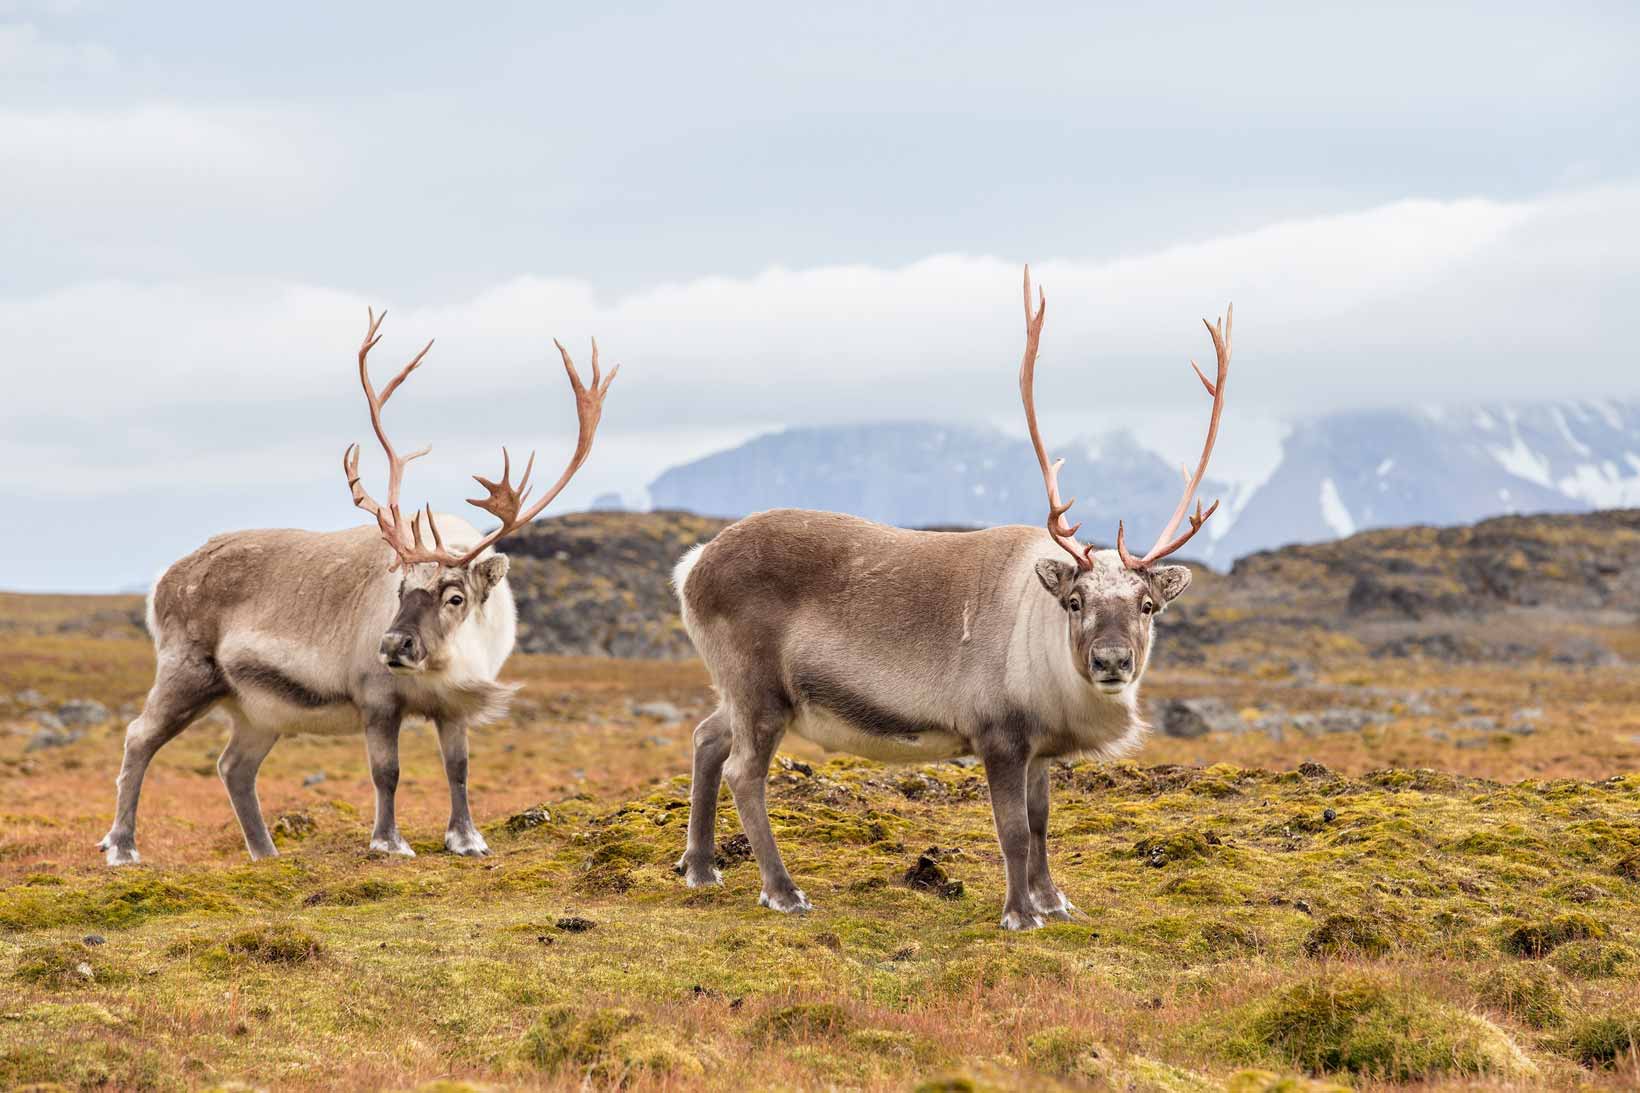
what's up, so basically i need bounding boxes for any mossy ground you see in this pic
[3,598,1640,1090]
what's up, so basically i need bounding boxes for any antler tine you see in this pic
[1117,302,1233,570]
[454,337,619,565]
[343,308,463,569]
[1018,265,1096,571]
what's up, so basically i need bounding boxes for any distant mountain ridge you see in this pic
[647,399,1640,563]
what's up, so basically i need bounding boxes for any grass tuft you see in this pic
[1231,972,1536,1081]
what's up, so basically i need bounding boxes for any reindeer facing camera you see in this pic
[673,268,1231,929]
[100,312,617,865]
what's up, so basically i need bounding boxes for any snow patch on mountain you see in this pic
[1318,478,1356,537]
[1490,435,1554,487]
[647,397,1640,565]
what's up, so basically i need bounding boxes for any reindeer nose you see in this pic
[1090,646,1134,678]
[380,630,422,665]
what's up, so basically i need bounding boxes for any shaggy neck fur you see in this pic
[1006,551,1148,760]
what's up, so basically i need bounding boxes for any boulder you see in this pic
[56,699,111,727]
[1159,698,1239,738]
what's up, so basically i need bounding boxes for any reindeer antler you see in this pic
[459,338,618,550]
[343,311,618,570]
[1015,267,1232,572]
[1115,304,1232,570]
[1018,266,1097,571]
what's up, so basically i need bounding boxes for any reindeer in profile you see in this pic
[101,313,617,865]
[673,269,1231,928]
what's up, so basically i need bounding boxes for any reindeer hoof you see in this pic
[1032,891,1079,921]
[445,831,490,857]
[103,843,141,867]
[369,837,416,858]
[759,888,813,914]
[1000,909,1046,931]
[675,855,723,887]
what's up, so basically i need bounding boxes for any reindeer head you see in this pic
[379,554,511,672]
[342,308,618,674]
[1016,266,1229,694]
[1033,551,1191,692]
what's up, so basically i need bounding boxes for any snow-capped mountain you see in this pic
[647,400,1640,564]
[646,422,1231,557]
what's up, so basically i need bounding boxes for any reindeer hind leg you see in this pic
[100,647,226,866]
[218,714,281,861]
[722,694,809,913]
[676,705,731,886]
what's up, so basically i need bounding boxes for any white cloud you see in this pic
[7,183,1636,424]
[0,20,111,73]
[0,103,334,210]
[1,182,1635,538]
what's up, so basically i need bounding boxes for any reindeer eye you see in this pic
[1141,599,1155,615]
[1067,597,1082,613]
[446,593,465,608]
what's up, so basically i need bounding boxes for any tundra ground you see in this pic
[2,591,1639,1091]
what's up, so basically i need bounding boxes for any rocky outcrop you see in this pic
[502,510,730,658]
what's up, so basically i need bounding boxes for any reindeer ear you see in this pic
[1153,564,1192,604]
[471,554,510,604]
[1034,558,1077,600]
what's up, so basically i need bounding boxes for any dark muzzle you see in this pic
[1089,645,1135,683]
[380,629,425,669]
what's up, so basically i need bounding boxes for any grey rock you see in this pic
[16,689,45,707]
[28,710,65,731]
[25,728,83,751]
[1401,694,1437,716]
[631,700,684,723]
[505,805,552,833]
[1292,707,1391,736]
[1456,716,1498,732]
[1159,697,1240,738]
[56,698,111,727]
[1551,636,1618,667]
[302,772,327,787]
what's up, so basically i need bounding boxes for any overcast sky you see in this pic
[3,1,1637,590]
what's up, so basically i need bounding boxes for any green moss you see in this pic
[0,861,306,931]
[1546,938,1636,980]
[11,941,129,987]
[1024,1025,1103,1079]
[1231,972,1536,1080]
[847,1028,941,1064]
[932,948,1068,993]
[4,1001,122,1028]
[1300,913,1398,959]
[1133,828,1216,866]
[1501,912,1606,957]
[749,1002,850,1041]
[1225,1070,1349,1092]
[1476,962,1570,1028]
[318,878,405,906]
[1555,1014,1640,1067]
[515,1004,700,1082]
[912,1078,986,1093]
[0,1039,166,1090]
[224,923,324,963]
